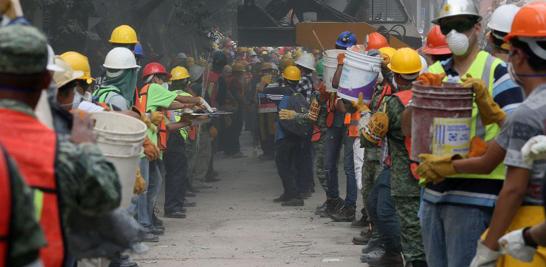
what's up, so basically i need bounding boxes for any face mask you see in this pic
[162,82,169,90]
[446,30,470,56]
[82,91,92,102]
[72,90,83,109]
[508,62,524,88]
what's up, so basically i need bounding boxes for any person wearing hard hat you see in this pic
[137,62,206,223]
[0,25,121,267]
[366,32,389,51]
[466,3,546,266]
[93,47,140,111]
[415,0,525,265]
[321,31,359,222]
[268,66,312,207]
[421,25,452,65]
[353,47,399,258]
[59,51,95,109]
[109,24,139,50]
[295,52,316,103]
[52,57,84,111]
[486,4,520,62]
[361,48,425,266]
[256,62,280,161]
[218,62,246,158]
[162,66,200,221]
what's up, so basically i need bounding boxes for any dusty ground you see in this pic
[134,133,365,266]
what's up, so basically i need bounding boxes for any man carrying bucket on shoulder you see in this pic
[414,0,525,265]
[361,47,426,267]
[418,2,546,266]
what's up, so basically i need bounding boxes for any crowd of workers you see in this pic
[3,0,546,267]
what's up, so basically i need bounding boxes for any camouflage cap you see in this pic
[0,25,48,74]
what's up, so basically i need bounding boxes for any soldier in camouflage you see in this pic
[0,25,121,265]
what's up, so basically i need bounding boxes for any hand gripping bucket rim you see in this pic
[337,50,382,102]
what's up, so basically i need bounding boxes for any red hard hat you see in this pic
[366,32,389,51]
[422,25,451,55]
[142,62,171,79]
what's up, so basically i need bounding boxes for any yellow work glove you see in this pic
[417,154,462,184]
[140,111,157,132]
[309,98,320,122]
[362,112,389,145]
[143,137,160,161]
[279,109,297,120]
[462,75,506,126]
[261,74,273,85]
[209,126,218,140]
[133,168,146,195]
[150,111,164,126]
[353,93,371,113]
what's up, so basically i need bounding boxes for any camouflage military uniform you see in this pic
[1,146,46,267]
[384,94,425,262]
[312,93,329,192]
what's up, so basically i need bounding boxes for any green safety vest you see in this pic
[172,90,192,140]
[428,51,505,180]
[92,85,122,109]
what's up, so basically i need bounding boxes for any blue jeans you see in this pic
[367,168,401,252]
[420,201,493,267]
[325,127,357,207]
[131,158,151,228]
[147,160,163,223]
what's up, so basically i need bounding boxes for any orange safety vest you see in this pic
[138,84,168,151]
[344,112,361,137]
[392,90,419,180]
[0,148,10,267]
[188,126,197,141]
[0,108,64,267]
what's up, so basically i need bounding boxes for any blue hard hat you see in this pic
[133,42,144,56]
[335,31,357,48]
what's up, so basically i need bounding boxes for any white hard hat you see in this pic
[53,57,84,88]
[103,47,140,69]
[432,0,481,24]
[47,45,63,72]
[487,4,520,33]
[295,52,316,71]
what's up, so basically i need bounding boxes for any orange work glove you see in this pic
[133,168,146,195]
[150,111,164,126]
[143,137,160,161]
[468,136,488,158]
[337,52,346,65]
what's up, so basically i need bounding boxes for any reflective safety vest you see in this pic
[344,112,361,137]
[138,84,168,150]
[0,148,11,267]
[428,51,505,180]
[0,108,64,267]
[392,90,419,180]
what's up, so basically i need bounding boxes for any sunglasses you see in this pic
[439,19,477,35]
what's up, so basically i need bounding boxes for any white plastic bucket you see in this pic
[323,49,345,92]
[338,50,382,103]
[91,112,147,208]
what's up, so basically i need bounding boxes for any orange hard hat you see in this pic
[366,32,389,51]
[422,25,451,55]
[505,2,546,42]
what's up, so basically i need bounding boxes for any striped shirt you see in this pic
[423,56,525,208]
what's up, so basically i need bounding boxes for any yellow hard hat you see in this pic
[378,47,396,61]
[59,51,94,84]
[282,65,301,81]
[109,25,138,45]
[170,66,190,81]
[388,48,423,74]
